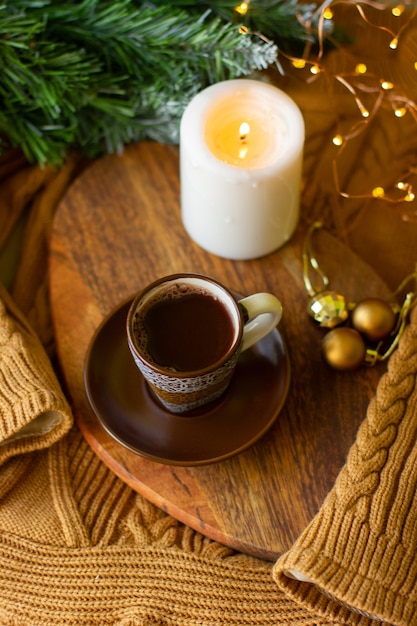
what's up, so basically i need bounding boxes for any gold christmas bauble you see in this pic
[308,290,348,328]
[321,327,366,371]
[351,298,396,342]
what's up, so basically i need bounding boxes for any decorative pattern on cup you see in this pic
[131,351,239,413]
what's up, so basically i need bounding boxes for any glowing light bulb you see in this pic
[395,107,407,118]
[323,7,333,19]
[381,80,394,90]
[310,65,320,75]
[355,97,369,119]
[332,135,344,146]
[372,187,385,198]
[405,192,415,202]
[390,38,398,49]
[392,5,404,16]
[292,59,306,69]
[355,63,367,74]
[235,2,249,15]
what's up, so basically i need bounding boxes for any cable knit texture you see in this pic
[1,137,417,623]
[0,288,72,463]
[0,281,416,624]
[273,304,417,625]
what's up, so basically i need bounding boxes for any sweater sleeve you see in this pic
[0,285,72,464]
[273,304,417,626]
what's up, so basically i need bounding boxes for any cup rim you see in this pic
[126,273,244,377]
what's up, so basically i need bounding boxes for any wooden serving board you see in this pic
[49,141,391,560]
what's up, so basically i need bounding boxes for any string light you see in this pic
[277,0,417,216]
[380,80,394,90]
[235,2,249,16]
[397,181,416,202]
[358,102,370,117]
[310,64,321,75]
[233,0,417,217]
[292,59,306,69]
[372,186,385,198]
[392,5,405,17]
[355,63,367,74]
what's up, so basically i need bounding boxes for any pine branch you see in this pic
[149,0,325,47]
[0,0,320,166]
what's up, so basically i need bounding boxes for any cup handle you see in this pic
[239,293,283,352]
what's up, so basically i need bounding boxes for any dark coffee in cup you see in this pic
[126,273,282,414]
[132,285,235,372]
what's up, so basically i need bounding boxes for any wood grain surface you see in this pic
[49,141,396,560]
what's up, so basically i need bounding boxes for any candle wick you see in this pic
[239,122,250,143]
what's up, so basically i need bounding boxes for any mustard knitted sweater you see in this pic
[1,116,417,622]
[0,276,417,625]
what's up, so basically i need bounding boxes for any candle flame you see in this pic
[238,146,248,159]
[239,122,250,142]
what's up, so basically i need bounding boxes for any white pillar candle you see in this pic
[180,79,305,260]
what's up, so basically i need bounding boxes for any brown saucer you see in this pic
[84,298,291,466]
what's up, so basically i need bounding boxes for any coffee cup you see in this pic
[126,273,282,414]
